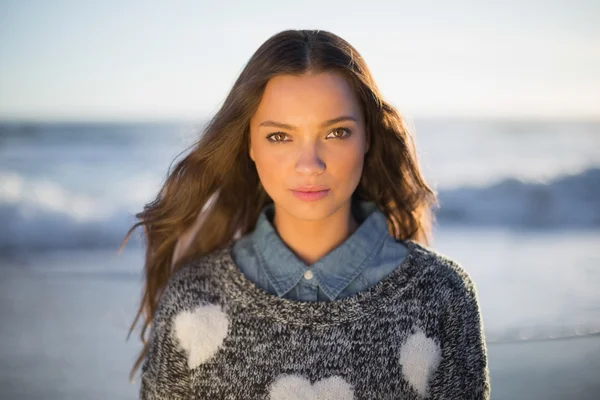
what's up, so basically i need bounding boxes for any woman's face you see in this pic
[249,71,369,222]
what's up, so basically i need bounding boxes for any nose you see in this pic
[295,142,325,176]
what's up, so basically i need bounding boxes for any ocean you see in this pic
[1,117,599,399]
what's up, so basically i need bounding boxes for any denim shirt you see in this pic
[231,201,409,302]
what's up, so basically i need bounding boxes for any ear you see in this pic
[365,129,371,154]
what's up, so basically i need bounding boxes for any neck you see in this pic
[272,201,359,266]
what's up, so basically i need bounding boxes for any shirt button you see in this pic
[304,270,313,280]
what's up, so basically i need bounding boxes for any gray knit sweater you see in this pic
[139,239,490,399]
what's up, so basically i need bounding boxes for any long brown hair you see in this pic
[120,29,438,383]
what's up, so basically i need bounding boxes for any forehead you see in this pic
[252,72,362,124]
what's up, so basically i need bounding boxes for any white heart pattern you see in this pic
[173,303,229,369]
[398,329,442,398]
[269,374,354,400]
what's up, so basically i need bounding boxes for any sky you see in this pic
[0,0,598,122]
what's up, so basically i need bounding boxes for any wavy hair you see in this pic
[120,29,438,383]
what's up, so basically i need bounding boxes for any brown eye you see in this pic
[326,127,352,139]
[267,132,288,143]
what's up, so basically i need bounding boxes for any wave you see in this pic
[1,167,599,251]
[0,201,142,252]
[485,324,600,344]
[436,167,600,229]
[0,170,144,252]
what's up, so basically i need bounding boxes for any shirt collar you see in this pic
[252,201,390,300]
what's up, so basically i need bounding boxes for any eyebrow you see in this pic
[258,115,358,130]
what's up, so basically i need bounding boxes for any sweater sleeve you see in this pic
[139,269,193,400]
[428,268,491,400]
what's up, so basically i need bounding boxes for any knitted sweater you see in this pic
[139,239,490,399]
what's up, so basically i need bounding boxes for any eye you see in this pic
[266,132,290,143]
[326,127,352,139]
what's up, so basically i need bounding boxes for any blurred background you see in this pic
[0,0,599,399]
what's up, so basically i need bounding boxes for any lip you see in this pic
[290,189,330,201]
[291,185,329,192]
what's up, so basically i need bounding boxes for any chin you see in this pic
[279,196,346,222]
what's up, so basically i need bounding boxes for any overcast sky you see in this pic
[0,0,598,121]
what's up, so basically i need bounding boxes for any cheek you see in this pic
[252,147,289,192]
[328,145,365,187]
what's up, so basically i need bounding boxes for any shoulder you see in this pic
[158,246,231,313]
[407,241,480,305]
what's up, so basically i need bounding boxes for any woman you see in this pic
[122,29,490,399]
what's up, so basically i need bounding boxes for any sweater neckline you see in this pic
[213,239,424,326]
